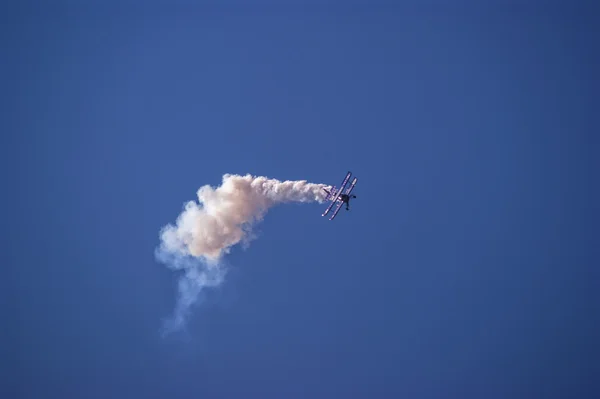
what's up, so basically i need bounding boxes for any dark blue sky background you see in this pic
[4,2,598,398]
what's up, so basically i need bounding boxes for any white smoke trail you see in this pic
[156,173,330,334]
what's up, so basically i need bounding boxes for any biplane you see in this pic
[321,171,358,220]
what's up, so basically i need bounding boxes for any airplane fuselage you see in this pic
[324,191,355,204]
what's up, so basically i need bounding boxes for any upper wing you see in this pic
[329,200,345,220]
[338,171,352,193]
[344,177,358,195]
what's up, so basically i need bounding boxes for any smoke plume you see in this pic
[156,173,329,333]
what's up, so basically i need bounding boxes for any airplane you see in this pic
[321,171,358,220]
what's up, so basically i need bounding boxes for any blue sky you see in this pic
[4,2,597,398]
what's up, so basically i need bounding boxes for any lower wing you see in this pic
[329,200,344,220]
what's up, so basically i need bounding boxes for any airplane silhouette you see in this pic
[321,171,358,220]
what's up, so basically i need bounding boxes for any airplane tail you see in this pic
[323,186,336,201]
